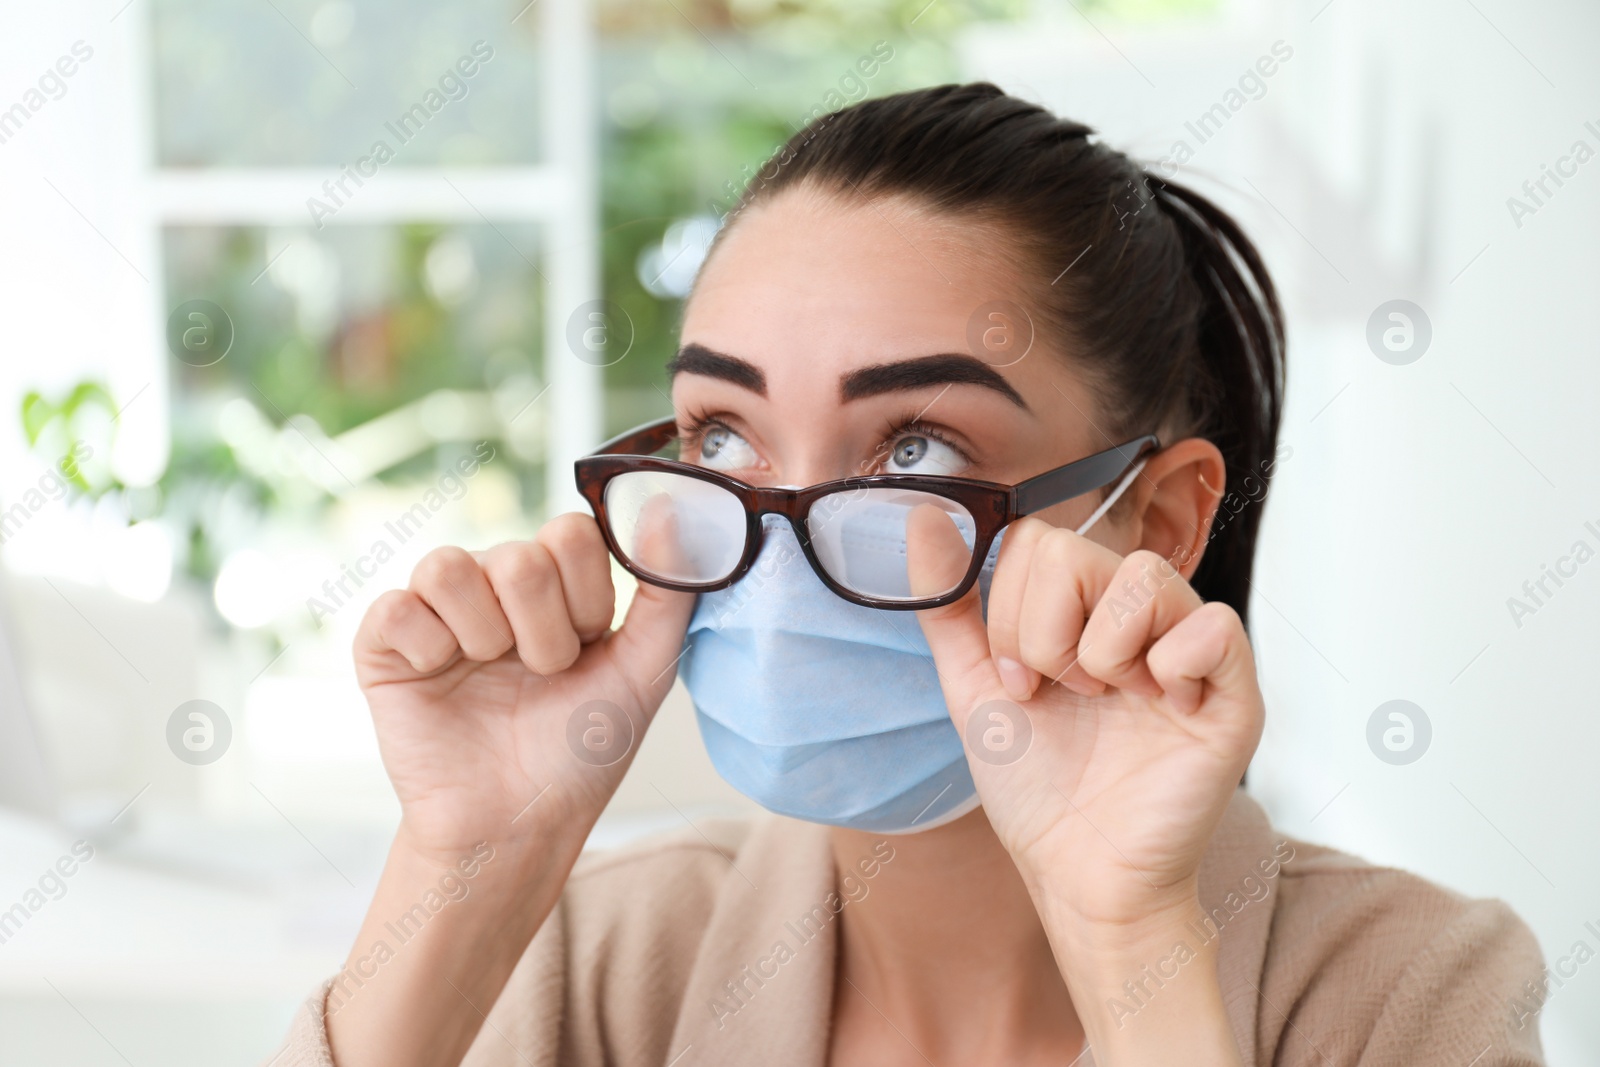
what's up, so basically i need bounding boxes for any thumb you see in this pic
[607,491,697,701]
[610,579,695,703]
[907,503,1004,716]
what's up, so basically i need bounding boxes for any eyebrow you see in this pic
[841,354,1029,410]
[666,343,766,395]
[666,343,1029,410]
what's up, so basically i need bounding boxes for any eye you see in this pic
[885,432,966,476]
[697,424,757,470]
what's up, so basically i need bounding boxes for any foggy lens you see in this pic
[807,488,976,601]
[604,471,747,584]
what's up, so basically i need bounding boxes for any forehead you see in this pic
[683,186,1029,376]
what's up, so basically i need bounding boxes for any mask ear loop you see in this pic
[1073,458,1149,536]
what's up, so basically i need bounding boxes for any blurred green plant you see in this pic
[17,380,282,585]
[20,382,119,494]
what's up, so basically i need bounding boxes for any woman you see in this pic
[271,84,1544,1066]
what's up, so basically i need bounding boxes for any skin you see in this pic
[326,182,1260,1067]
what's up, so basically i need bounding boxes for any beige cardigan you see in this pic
[269,791,1547,1066]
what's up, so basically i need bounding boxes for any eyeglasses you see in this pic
[574,416,1159,611]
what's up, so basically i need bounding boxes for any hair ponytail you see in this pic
[712,83,1287,629]
[1145,177,1286,628]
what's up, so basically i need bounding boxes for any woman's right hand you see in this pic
[352,511,695,867]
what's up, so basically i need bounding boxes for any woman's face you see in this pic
[675,183,1127,543]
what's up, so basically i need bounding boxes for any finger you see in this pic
[1077,550,1202,697]
[1146,601,1258,719]
[609,577,696,706]
[907,502,1004,715]
[602,486,700,700]
[409,546,515,662]
[982,517,1049,701]
[354,589,459,681]
[627,488,695,581]
[479,540,582,675]
[1015,526,1115,697]
[537,512,617,642]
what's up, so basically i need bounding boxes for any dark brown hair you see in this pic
[703,82,1286,629]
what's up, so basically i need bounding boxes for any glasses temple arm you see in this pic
[1008,435,1160,519]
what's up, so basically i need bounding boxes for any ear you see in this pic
[1123,437,1225,581]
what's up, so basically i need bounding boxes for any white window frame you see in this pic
[130,0,601,515]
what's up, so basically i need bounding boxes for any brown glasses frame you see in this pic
[575,416,1160,610]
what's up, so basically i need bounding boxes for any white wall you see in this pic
[961,0,1600,1061]
[0,2,165,490]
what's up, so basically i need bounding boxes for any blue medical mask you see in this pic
[679,459,1147,834]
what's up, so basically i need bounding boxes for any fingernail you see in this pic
[996,656,1032,700]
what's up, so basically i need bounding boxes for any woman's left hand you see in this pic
[910,513,1265,938]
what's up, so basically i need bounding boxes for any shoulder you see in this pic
[1261,836,1547,1066]
[1271,835,1525,947]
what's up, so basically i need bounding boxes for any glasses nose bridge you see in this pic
[750,489,809,538]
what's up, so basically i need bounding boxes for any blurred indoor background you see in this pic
[0,0,1596,1062]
